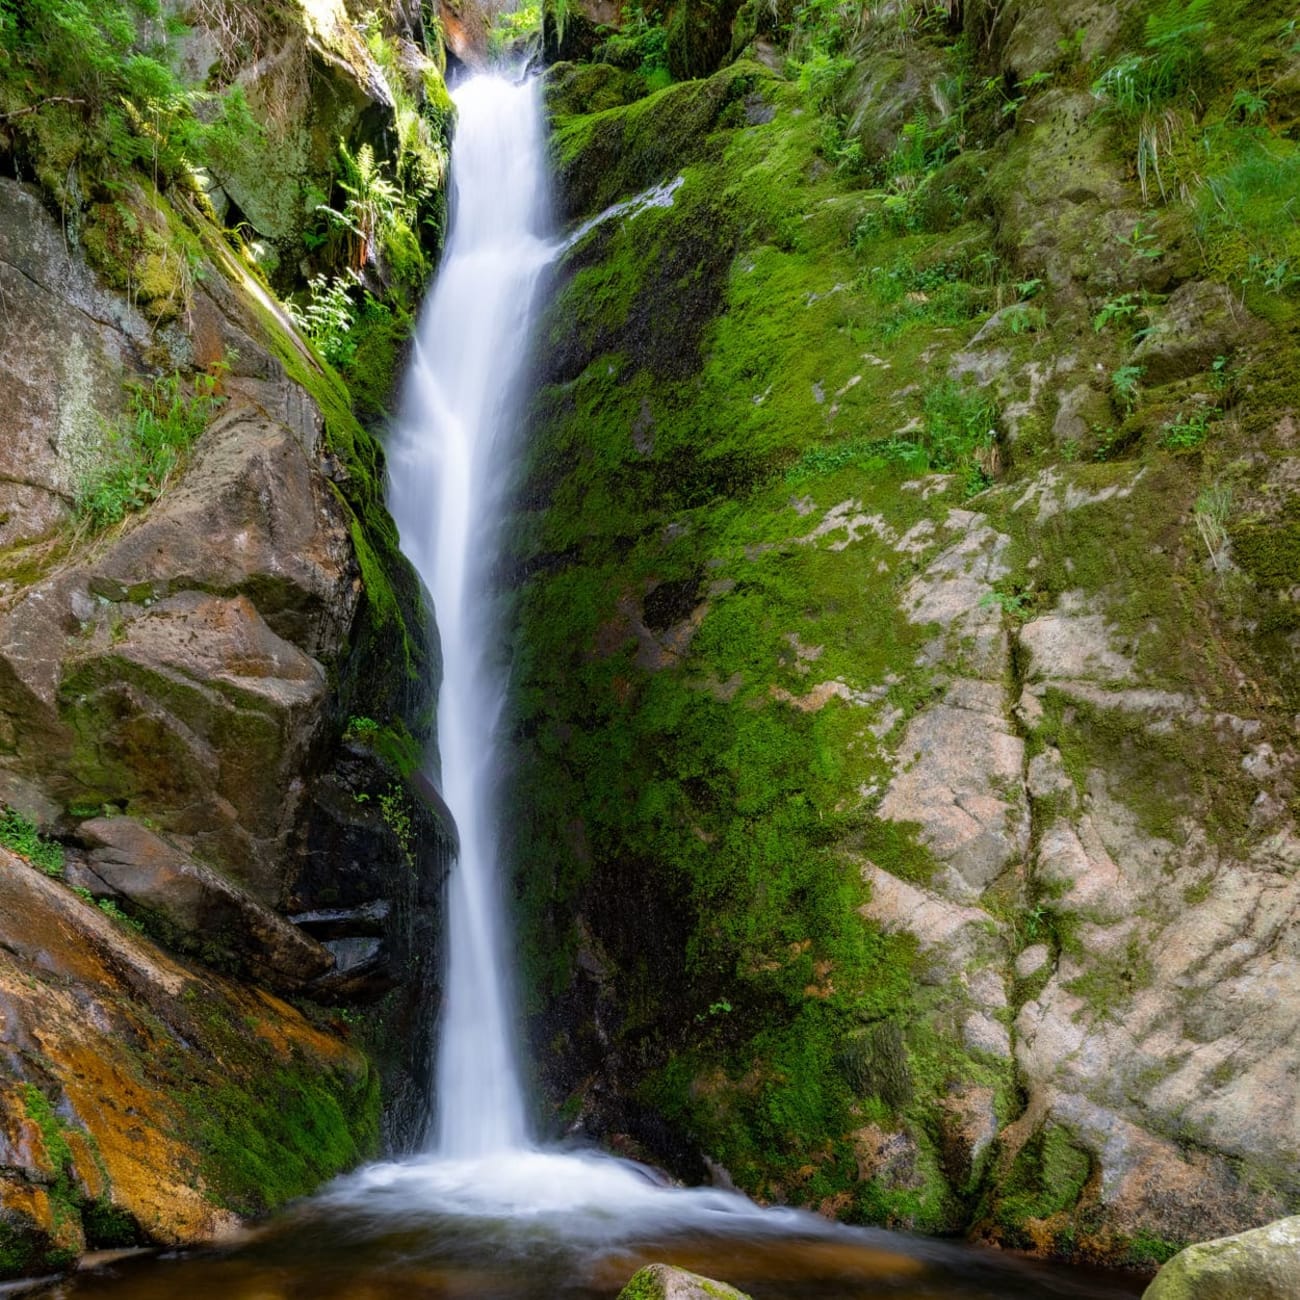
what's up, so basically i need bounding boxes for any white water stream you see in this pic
[387,74,548,1158]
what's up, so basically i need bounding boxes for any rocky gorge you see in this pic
[0,0,1297,1291]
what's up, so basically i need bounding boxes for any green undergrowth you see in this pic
[0,0,258,208]
[77,367,226,530]
[0,807,65,876]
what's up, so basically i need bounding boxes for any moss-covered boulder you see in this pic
[617,1263,753,1300]
[0,847,379,1277]
[1142,1216,1300,1300]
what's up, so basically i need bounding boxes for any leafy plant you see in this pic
[97,897,145,932]
[1093,292,1147,335]
[78,368,225,529]
[1118,220,1165,261]
[0,807,64,877]
[1160,405,1219,451]
[285,272,361,368]
[317,143,403,271]
[1111,364,1146,413]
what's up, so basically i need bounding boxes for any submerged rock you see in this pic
[1142,1217,1300,1299]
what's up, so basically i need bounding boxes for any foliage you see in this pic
[317,143,403,272]
[1160,404,1219,451]
[1193,482,1232,570]
[1197,133,1300,298]
[97,897,145,932]
[0,808,64,876]
[1111,364,1145,413]
[593,4,672,90]
[489,1,543,60]
[78,368,225,530]
[286,272,362,368]
[0,0,260,206]
[1091,0,1214,200]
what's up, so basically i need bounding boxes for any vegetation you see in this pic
[0,808,64,876]
[77,368,226,529]
[0,0,258,207]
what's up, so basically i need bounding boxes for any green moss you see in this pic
[991,1125,1092,1242]
[192,1062,379,1215]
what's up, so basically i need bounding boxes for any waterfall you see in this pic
[386,74,551,1159]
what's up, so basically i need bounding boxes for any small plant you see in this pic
[1161,405,1219,451]
[694,999,733,1022]
[1118,220,1165,260]
[97,897,144,932]
[1193,483,1232,570]
[1112,364,1146,413]
[980,588,1032,619]
[1229,87,1269,123]
[345,716,380,740]
[0,808,64,876]
[316,142,402,271]
[79,368,225,529]
[1004,302,1047,334]
[1093,292,1146,334]
[285,272,361,368]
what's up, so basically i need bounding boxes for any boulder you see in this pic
[617,1263,752,1300]
[0,848,377,1276]
[1143,1216,1300,1300]
[76,816,334,989]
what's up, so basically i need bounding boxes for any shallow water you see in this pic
[42,1148,1144,1300]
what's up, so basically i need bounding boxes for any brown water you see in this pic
[31,1151,1146,1300]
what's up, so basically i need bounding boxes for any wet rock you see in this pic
[0,847,377,1276]
[77,816,333,989]
[617,1262,752,1299]
[1142,1216,1300,1300]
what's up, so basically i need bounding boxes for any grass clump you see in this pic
[77,368,225,529]
[0,808,65,876]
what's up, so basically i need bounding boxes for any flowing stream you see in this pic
[40,75,1142,1300]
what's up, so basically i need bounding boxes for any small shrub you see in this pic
[1112,364,1146,413]
[286,272,361,368]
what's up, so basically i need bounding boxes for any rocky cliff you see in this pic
[507,0,1300,1269]
[0,0,458,1276]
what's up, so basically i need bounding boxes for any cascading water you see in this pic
[52,70,1136,1300]
[385,75,549,1158]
